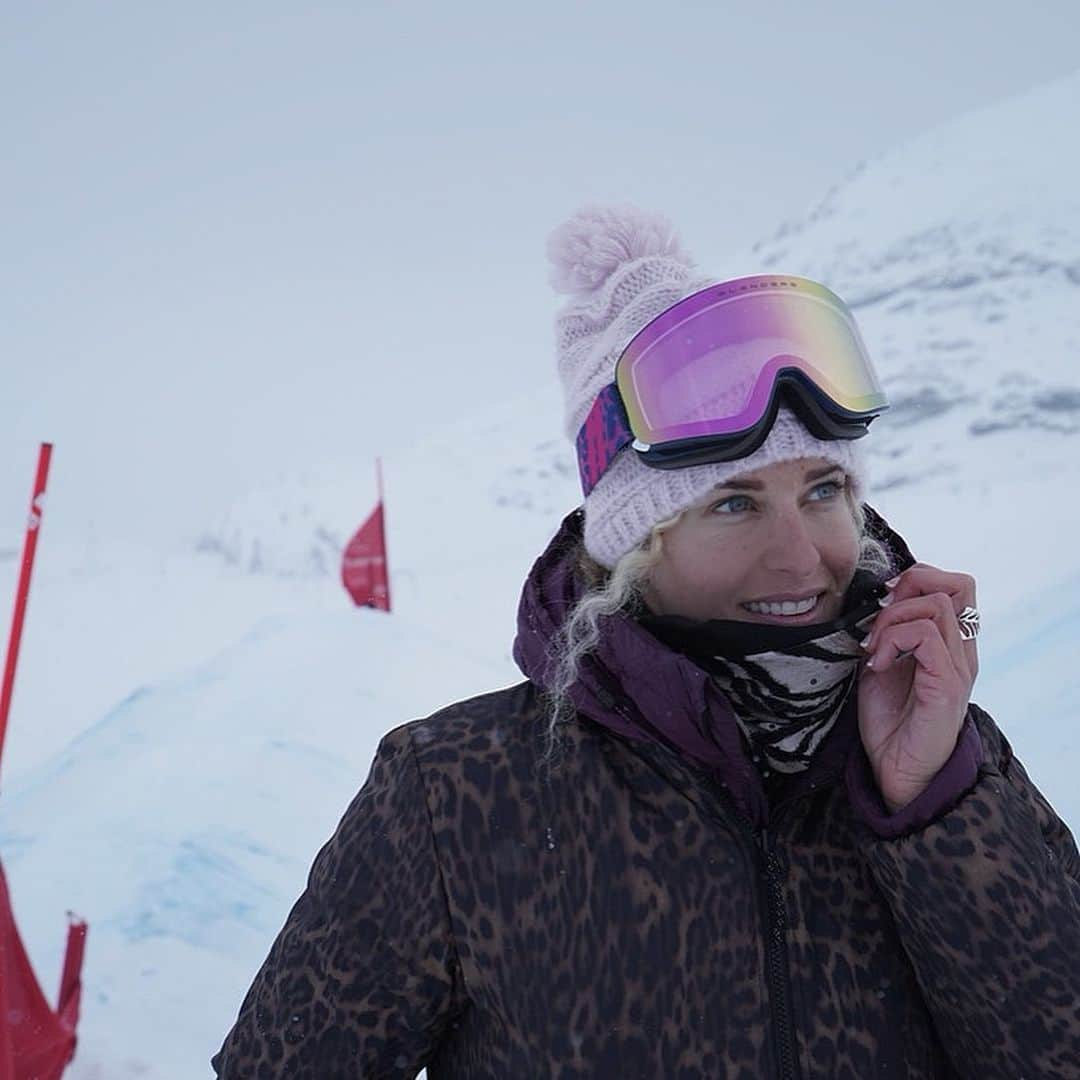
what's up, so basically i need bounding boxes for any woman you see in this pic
[213,206,1080,1078]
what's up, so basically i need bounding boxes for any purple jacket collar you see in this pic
[513,507,916,825]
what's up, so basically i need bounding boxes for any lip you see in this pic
[740,592,826,624]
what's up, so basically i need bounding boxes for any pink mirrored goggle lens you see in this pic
[616,277,887,446]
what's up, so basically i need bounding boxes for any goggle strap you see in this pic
[576,382,634,497]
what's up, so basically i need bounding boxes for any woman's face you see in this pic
[644,457,861,626]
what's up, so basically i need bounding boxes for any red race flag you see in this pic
[1,864,86,1080]
[1,444,88,1080]
[341,459,392,611]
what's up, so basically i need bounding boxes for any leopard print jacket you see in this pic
[213,684,1080,1078]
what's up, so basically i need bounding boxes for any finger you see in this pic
[864,593,975,680]
[887,564,976,606]
[866,619,962,694]
[885,564,978,669]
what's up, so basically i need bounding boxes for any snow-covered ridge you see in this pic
[752,70,1080,454]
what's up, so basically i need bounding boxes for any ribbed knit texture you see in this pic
[548,204,866,569]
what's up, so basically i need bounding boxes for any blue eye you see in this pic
[713,494,754,514]
[809,479,844,500]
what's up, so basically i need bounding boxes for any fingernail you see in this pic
[860,635,871,649]
[865,654,876,669]
[877,593,894,607]
[885,575,900,589]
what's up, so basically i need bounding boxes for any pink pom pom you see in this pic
[546,204,693,297]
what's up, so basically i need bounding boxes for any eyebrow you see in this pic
[715,464,845,492]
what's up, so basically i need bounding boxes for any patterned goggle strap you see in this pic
[576,382,634,497]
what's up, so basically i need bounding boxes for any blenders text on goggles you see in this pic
[575,275,890,497]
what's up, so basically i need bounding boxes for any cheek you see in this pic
[649,531,748,613]
[828,517,862,580]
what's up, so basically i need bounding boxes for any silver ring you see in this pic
[957,605,980,641]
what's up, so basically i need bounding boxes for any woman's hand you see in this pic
[856,563,979,813]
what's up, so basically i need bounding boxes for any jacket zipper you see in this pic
[758,825,800,1080]
[613,720,803,1077]
[703,773,801,1079]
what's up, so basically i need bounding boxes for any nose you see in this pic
[759,505,823,578]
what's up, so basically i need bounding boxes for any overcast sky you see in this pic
[4,1,1079,545]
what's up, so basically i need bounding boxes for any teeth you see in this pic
[743,595,819,616]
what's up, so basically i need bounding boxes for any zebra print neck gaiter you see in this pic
[641,570,886,777]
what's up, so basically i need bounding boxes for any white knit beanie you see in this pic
[547,204,867,570]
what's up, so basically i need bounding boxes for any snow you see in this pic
[3,72,1080,1077]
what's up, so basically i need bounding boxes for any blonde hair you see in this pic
[539,490,892,760]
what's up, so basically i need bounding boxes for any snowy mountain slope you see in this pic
[0,543,357,783]
[749,70,1080,475]
[973,566,1080,803]
[1,605,508,1077]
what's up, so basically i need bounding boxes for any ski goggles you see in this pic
[575,275,889,496]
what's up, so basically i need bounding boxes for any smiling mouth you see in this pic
[740,593,823,619]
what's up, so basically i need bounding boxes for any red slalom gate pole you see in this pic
[0,443,53,789]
